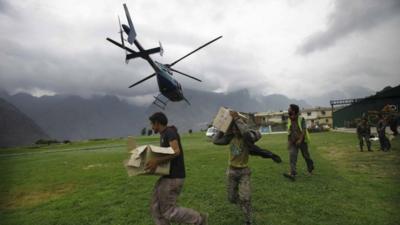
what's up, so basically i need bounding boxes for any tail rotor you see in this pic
[117,16,129,64]
[159,41,164,57]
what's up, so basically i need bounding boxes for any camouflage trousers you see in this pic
[150,177,203,225]
[227,167,252,224]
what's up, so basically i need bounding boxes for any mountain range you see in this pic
[0,88,310,142]
[0,97,49,148]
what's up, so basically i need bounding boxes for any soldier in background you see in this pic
[356,117,372,152]
[377,114,391,151]
[388,115,399,136]
[382,104,399,136]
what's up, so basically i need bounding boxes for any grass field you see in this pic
[0,132,399,225]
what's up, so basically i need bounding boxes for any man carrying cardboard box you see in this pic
[146,112,208,225]
[212,110,281,225]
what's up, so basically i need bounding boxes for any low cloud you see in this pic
[298,0,400,54]
[0,0,399,106]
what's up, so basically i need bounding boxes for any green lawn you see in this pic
[0,132,399,225]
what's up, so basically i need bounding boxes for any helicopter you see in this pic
[106,3,222,109]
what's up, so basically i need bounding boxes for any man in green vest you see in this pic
[283,104,314,181]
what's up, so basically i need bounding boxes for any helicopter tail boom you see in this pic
[123,3,137,44]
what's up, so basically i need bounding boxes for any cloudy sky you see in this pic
[0,0,399,106]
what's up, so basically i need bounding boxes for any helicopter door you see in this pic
[177,83,183,91]
[167,68,173,75]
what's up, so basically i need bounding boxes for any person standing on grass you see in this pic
[145,112,208,225]
[283,104,314,181]
[377,114,391,151]
[212,110,282,225]
[356,117,372,152]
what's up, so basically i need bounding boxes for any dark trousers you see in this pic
[378,134,391,151]
[289,142,314,175]
[358,134,371,151]
[389,118,398,136]
[247,143,274,158]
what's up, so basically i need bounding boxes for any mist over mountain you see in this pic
[150,89,311,133]
[0,98,49,148]
[2,89,310,141]
[307,86,375,107]
[3,93,147,141]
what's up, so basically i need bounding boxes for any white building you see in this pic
[300,107,333,129]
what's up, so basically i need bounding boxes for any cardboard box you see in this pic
[212,107,247,133]
[212,107,233,133]
[124,139,174,176]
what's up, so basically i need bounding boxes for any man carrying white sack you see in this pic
[145,112,208,225]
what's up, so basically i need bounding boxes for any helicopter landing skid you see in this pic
[153,95,168,110]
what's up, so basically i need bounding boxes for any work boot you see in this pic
[283,173,296,181]
[308,165,314,174]
[271,154,282,163]
[200,212,209,225]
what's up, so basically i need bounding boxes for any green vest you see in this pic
[287,116,310,143]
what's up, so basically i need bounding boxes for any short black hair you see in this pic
[149,112,168,125]
[289,104,300,114]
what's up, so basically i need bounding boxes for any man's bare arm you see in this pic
[145,140,180,173]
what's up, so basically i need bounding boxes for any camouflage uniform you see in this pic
[356,120,371,151]
[213,118,253,224]
[226,167,252,224]
[377,118,391,151]
[388,115,399,136]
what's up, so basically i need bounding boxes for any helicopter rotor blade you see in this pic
[169,68,202,82]
[118,16,125,48]
[168,35,222,67]
[106,38,137,54]
[128,73,156,88]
